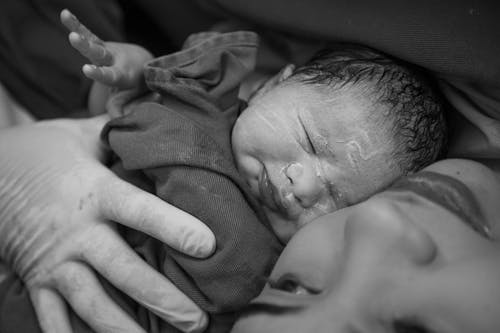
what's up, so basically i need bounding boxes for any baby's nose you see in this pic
[285,163,324,207]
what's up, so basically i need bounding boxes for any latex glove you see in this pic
[0,115,215,333]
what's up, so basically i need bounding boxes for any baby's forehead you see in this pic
[286,79,378,111]
[293,84,380,127]
[253,80,390,145]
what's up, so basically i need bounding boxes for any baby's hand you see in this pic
[60,9,153,89]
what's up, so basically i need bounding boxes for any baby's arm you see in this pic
[60,9,153,114]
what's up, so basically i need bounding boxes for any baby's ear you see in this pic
[267,64,295,87]
[277,64,296,83]
[248,64,296,103]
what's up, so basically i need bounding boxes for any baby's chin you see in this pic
[264,205,334,244]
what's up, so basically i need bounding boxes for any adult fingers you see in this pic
[30,288,73,333]
[55,262,146,333]
[81,227,208,333]
[95,173,215,258]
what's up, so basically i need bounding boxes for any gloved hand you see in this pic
[0,115,215,333]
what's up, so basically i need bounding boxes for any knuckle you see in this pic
[55,262,90,297]
[78,224,114,260]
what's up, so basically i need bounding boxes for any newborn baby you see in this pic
[59,9,447,332]
[62,12,447,243]
[232,47,448,241]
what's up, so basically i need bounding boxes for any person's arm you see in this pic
[0,116,215,333]
[211,0,500,84]
[60,9,153,115]
[0,82,35,129]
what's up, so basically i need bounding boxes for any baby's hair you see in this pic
[290,44,448,174]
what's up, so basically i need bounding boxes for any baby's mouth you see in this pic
[258,169,279,212]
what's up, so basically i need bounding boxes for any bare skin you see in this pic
[232,80,399,243]
[232,159,500,333]
[60,9,153,114]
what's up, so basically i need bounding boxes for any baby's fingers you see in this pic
[61,9,113,66]
[83,64,127,87]
[61,9,101,44]
[69,32,113,66]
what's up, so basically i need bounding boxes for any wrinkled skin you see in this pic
[0,116,215,333]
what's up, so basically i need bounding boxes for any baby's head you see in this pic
[232,44,447,242]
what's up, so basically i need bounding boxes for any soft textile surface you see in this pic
[103,31,283,332]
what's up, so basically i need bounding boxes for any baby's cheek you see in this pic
[231,116,255,156]
[233,153,262,198]
[235,154,261,177]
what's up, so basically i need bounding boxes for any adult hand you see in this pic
[0,116,215,333]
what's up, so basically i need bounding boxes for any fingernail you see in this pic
[197,233,216,257]
[182,232,216,258]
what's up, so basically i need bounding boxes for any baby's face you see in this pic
[232,81,400,243]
